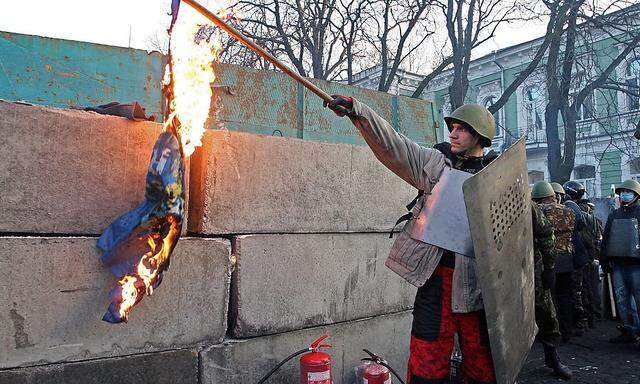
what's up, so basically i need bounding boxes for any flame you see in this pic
[162,4,233,157]
[109,2,237,323]
[114,215,181,321]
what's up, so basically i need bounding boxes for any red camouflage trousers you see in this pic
[407,266,496,384]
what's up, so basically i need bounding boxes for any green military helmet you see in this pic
[531,181,555,199]
[615,179,640,196]
[550,182,565,195]
[444,104,496,147]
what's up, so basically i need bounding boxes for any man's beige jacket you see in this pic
[350,98,483,313]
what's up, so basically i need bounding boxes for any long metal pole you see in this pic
[607,273,617,318]
[182,0,333,103]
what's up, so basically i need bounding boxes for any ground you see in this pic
[517,319,640,383]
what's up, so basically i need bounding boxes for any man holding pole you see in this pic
[326,95,497,383]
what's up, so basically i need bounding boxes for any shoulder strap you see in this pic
[389,190,424,238]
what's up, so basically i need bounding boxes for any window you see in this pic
[572,71,595,121]
[483,95,501,137]
[626,59,640,111]
[577,92,595,121]
[573,165,597,197]
[524,86,544,137]
[528,170,544,185]
[630,157,640,182]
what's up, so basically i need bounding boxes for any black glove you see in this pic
[324,94,354,117]
[542,268,556,290]
[602,262,612,274]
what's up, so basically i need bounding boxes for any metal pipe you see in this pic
[607,273,617,318]
[182,0,333,103]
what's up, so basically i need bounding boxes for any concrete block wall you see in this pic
[1,78,426,382]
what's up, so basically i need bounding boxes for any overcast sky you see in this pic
[0,1,547,59]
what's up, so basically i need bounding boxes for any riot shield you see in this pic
[462,137,535,384]
[409,167,474,257]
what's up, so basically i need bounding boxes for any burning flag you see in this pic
[97,1,227,323]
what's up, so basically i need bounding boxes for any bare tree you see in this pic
[411,0,533,106]
[232,0,356,80]
[543,2,640,183]
[361,0,437,92]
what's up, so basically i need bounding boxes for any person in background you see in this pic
[601,179,640,344]
[551,182,565,204]
[562,181,590,337]
[531,181,573,380]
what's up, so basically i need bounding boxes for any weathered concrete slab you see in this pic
[201,311,411,384]
[230,233,416,337]
[188,130,416,234]
[0,237,230,368]
[0,349,198,384]
[0,100,188,235]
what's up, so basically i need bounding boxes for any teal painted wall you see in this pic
[0,31,164,118]
[0,31,437,147]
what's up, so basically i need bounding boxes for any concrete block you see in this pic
[201,311,412,384]
[230,233,416,337]
[188,130,416,234]
[0,349,198,384]
[0,237,231,368]
[0,100,167,234]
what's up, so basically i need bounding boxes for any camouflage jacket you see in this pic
[532,201,556,270]
[539,202,575,254]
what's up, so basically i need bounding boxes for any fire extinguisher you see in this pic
[300,335,333,384]
[355,349,406,384]
[255,335,332,384]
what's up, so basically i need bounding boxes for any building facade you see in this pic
[351,14,640,198]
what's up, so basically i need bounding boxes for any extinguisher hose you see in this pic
[379,361,406,384]
[361,355,406,384]
[255,348,310,384]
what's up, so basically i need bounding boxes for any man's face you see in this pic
[449,122,480,155]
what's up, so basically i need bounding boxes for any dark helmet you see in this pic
[531,181,555,199]
[563,180,585,201]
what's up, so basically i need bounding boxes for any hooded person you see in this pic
[601,179,640,344]
[326,95,498,383]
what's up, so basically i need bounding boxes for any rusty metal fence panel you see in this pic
[0,32,437,147]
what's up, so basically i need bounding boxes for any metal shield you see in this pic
[462,137,536,384]
[408,167,475,257]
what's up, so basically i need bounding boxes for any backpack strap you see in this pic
[389,190,424,238]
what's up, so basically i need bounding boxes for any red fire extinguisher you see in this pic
[356,349,405,384]
[300,335,333,384]
[255,335,333,384]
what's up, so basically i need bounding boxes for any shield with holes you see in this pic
[462,137,535,384]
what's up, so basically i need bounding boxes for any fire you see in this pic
[112,214,182,322]
[105,2,236,323]
[163,4,230,157]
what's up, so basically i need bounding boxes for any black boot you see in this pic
[543,344,573,380]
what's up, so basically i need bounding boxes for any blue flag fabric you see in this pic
[98,131,185,323]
